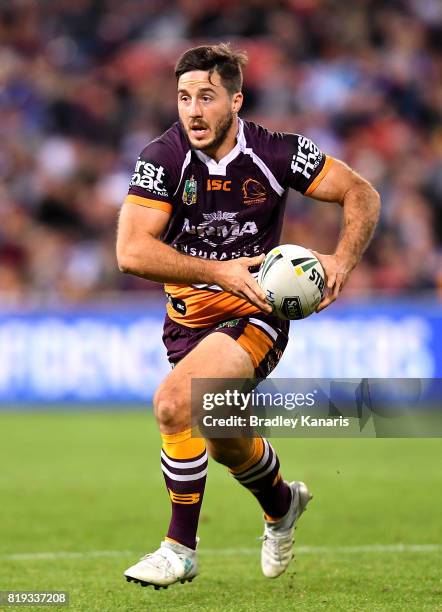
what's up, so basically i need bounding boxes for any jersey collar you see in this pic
[194,118,246,176]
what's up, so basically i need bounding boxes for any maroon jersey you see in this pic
[125,119,333,327]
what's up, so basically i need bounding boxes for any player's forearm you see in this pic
[335,181,381,269]
[117,233,220,285]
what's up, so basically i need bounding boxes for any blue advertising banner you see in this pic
[0,299,440,403]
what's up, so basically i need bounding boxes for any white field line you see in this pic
[2,544,441,562]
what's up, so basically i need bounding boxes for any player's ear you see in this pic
[232,92,243,114]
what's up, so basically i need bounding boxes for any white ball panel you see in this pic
[258,244,325,320]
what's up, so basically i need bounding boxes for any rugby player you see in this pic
[117,43,380,588]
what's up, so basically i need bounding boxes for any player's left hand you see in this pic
[311,251,353,312]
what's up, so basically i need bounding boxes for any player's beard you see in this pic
[184,110,234,154]
[202,110,234,154]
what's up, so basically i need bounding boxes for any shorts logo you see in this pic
[182,211,258,247]
[242,178,267,205]
[168,490,200,504]
[216,319,240,329]
[291,136,322,180]
[130,158,168,196]
[183,175,197,205]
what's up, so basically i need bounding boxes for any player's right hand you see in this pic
[311,250,352,312]
[215,254,272,314]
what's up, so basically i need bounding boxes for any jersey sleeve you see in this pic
[280,133,333,195]
[124,141,177,215]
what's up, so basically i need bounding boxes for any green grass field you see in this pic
[0,411,441,611]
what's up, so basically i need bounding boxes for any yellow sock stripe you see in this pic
[264,512,282,522]
[164,536,182,545]
[161,428,206,460]
[229,437,264,475]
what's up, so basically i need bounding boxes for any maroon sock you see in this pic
[230,437,291,520]
[161,433,207,550]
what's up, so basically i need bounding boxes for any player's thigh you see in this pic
[154,332,254,429]
[172,331,254,380]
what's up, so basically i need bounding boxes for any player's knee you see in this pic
[153,385,186,430]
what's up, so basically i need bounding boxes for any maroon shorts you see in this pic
[162,313,289,379]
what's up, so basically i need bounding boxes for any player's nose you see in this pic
[189,98,203,117]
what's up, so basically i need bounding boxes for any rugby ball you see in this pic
[258,244,325,320]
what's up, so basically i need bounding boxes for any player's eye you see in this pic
[202,96,212,103]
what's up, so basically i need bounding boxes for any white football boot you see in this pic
[261,481,312,579]
[124,540,198,589]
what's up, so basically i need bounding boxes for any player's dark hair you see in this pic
[175,43,248,95]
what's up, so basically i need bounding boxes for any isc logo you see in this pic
[207,179,231,191]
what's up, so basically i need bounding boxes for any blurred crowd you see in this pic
[1,0,442,304]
